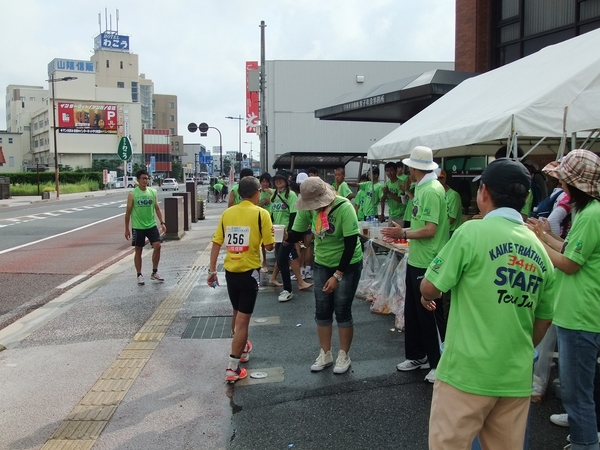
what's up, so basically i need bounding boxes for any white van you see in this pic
[115,176,136,188]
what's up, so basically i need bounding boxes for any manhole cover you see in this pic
[254,318,268,323]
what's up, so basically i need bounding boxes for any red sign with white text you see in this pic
[57,102,118,134]
[246,61,259,133]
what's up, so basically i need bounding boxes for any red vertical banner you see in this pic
[246,61,259,133]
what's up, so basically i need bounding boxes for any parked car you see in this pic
[198,173,209,185]
[115,176,136,188]
[185,177,196,184]
[161,178,179,191]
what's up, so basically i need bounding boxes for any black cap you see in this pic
[273,170,289,181]
[474,158,531,194]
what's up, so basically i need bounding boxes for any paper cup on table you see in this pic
[273,225,285,242]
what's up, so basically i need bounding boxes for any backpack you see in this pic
[531,190,562,219]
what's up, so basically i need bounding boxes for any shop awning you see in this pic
[273,152,369,171]
[314,69,478,124]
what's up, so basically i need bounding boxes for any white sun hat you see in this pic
[402,146,439,171]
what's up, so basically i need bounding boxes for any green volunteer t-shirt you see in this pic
[271,190,298,228]
[359,181,383,218]
[446,188,463,232]
[131,186,158,230]
[332,181,352,198]
[259,189,272,214]
[213,182,223,192]
[385,177,406,219]
[521,189,533,216]
[408,179,449,268]
[425,211,555,397]
[354,190,366,221]
[292,196,362,268]
[553,200,600,332]
[230,184,242,205]
[404,183,416,222]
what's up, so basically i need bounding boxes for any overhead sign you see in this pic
[117,137,133,161]
[150,156,156,173]
[94,33,130,52]
[58,103,118,134]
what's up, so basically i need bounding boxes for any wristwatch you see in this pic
[401,230,407,239]
[161,221,166,226]
[333,273,343,282]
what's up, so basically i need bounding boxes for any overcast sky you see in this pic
[1,0,455,156]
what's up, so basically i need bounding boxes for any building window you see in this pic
[35,140,39,148]
[0,138,2,143]
[9,156,14,167]
[106,60,110,68]
[30,97,35,101]
[131,81,139,103]
[117,81,125,88]
[169,115,175,121]
[9,138,13,144]
[120,61,123,69]
[170,128,175,135]
[34,123,38,130]
[168,102,174,108]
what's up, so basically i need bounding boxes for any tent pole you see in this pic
[521,137,546,159]
[571,132,577,152]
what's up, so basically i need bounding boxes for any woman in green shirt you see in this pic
[259,172,273,273]
[528,149,600,449]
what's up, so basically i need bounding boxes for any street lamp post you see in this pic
[244,141,254,168]
[48,74,77,199]
[225,115,243,174]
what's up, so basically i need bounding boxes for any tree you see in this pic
[171,159,183,180]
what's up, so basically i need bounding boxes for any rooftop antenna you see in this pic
[98,13,101,34]
[116,9,119,34]
[105,7,108,31]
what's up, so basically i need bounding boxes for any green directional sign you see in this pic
[117,136,132,161]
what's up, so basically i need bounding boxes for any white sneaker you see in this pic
[137,274,145,285]
[304,267,313,280]
[278,290,293,302]
[396,357,430,371]
[424,368,436,384]
[290,274,298,281]
[333,350,351,374]
[311,349,333,371]
[550,413,569,427]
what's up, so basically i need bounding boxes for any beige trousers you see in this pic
[429,379,530,450]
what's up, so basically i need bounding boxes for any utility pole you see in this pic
[259,20,267,174]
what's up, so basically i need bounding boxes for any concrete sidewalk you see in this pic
[0,199,570,449]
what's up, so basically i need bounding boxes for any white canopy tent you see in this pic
[368,28,600,161]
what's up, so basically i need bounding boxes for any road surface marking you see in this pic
[0,213,125,255]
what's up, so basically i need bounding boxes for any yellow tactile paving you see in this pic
[41,242,213,448]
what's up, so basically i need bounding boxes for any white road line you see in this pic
[26,215,46,220]
[43,212,61,217]
[0,213,125,255]
[56,247,133,289]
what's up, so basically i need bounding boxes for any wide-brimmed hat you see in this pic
[273,170,289,182]
[402,146,439,171]
[543,149,600,199]
[295,177,336,210]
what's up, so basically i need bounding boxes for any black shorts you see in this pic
[131,226,161,248]
[225,269,260,314]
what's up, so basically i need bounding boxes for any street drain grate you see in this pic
[181,316,233,339]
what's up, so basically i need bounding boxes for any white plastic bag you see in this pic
[391,255,407,329]
[356,240,380,301]
[370,250,400,315]
[532,323,557,402]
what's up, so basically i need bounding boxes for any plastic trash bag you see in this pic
[370,250,401,315]
[532,323,557,402]
[356,239,380,301]
[391,255,407,329]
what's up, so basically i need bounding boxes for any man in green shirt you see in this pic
[381,146,449,384]
[213,180,223,203]
[380,161,408,225]
[437,169,463,236]
[349,167,383,220]
[332,167,353,199]
[421,158,555,449]
[125,169,167,285]
[228,168,255,207]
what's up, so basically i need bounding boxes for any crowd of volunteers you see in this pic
[203,146,600,450]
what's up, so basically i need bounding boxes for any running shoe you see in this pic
[225,366,248,382]
[278,290,293,302]
[311,349,333,371]
[304,267,313,280]
[137,274,145,285]
[396,357,430,371]
[333,350,351,374]
[151,272,165,282]
[240,340,253,363]
[550,413,569,427]
[424,368,436,384]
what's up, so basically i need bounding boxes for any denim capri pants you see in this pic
[313,261,362,328]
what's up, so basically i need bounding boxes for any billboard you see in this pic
[94,33,130,52]
[246,61,259,133]
[58,103,118,134]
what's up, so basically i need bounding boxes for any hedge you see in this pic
[0,172,104,187]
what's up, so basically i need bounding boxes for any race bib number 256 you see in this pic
[225,226,250,252]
